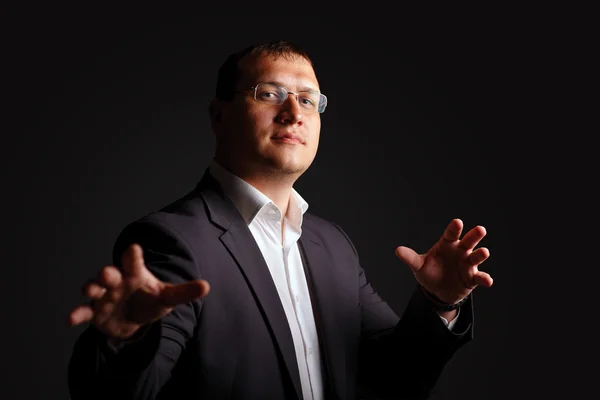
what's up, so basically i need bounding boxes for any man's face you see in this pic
[213,54,321,180]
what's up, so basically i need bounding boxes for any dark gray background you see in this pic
[3,13,587,400]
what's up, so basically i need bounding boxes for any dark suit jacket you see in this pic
[68,170,474,400]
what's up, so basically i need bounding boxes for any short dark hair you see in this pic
[214,40,314,101]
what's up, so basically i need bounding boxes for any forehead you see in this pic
[238,53,319,91]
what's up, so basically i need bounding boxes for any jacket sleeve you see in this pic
[68,218,204,400]
[331,223,474,399]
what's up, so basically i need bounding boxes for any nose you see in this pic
[276,93,303,125]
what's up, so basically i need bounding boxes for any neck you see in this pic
[214,157,297,216]
[248,179,293,216]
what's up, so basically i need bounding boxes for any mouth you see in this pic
[271,133,305,145]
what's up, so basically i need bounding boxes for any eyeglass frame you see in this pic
[235,82,328,113]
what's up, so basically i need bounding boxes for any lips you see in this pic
[272,132,305,144]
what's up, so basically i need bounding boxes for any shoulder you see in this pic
[303,212,358,257]
[126,191,210,232]
[112,189,216,260]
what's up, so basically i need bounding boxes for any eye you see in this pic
[257,90,281,100]
[299,94,317,108]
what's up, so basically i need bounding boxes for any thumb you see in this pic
[395,246,422,274]
[160,280,211,307]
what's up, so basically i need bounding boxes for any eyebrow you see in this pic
[263,81,320,93]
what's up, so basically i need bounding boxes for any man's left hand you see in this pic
[395,218,494,304]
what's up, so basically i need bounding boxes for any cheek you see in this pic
[222,111,262,145]
[245,108,273,136]
[308,120,321,150]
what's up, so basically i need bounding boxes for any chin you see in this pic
[263,157,308,176]
[272,163,307,176]
[253,145,315,176]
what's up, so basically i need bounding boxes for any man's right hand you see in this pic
[67,243,210,340]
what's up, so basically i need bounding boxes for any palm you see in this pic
[68,244,210,339]
[396,219,493,304]
[93,272,174,338]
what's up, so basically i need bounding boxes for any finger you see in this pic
[122,243,146,277]
[94,298,118,320]
[96,267,126,304]
[472,271,493,288]
[467,247,490,266]
[160,280,211,307]
[82,281,107,299]
[442,218,463,242]
[97,266,123,290]
[395,246,422,273]
[458,225,487,251]
[68,305,94,326]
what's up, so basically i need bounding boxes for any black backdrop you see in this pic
[3,13,588,400]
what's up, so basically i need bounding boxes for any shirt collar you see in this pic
[208,159,309,226]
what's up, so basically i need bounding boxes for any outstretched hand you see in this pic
[395,218,493,304]
[68,244,210,339]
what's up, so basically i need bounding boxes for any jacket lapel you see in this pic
[198,172,303,400]
[299,230,347,400]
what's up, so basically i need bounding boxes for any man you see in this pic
[67,40,493,399]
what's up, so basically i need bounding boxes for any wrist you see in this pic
[420,286,469,312]
[105,324,152,350]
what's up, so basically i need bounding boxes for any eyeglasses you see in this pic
[239,83,328,113]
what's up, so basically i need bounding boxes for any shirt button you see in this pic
[295,296,299,303]
[308,348,313,355]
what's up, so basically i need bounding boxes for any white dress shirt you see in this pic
[208,160,460,400]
